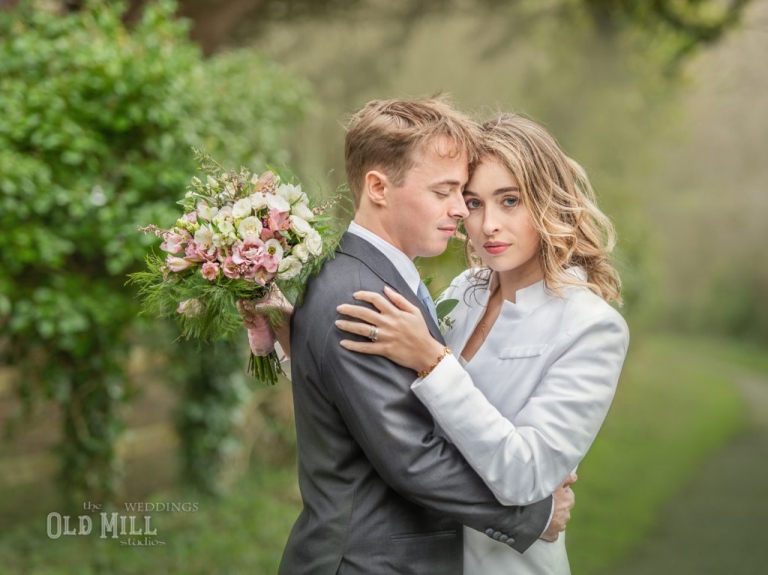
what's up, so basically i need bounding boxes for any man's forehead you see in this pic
[417,134,467,160]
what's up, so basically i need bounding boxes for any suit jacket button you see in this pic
[506,537,516,547]
[492,531,502,540]
[485,528,495,537]
[499,535,508,543]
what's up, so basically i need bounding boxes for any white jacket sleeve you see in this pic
[411,312,629,505]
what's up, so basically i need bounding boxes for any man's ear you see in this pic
[363,170,390,207]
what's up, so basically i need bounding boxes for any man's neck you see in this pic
[351,215,409,259]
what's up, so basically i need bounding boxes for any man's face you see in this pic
[383,137,469,259]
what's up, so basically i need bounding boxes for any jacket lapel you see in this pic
[337,232,445,345]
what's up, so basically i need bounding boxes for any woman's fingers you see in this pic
[336,303,380,324]
[352,290,398,314]
[383,286,419,313]
[334,319,376,338]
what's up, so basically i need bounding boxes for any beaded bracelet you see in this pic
[418,347,453,379]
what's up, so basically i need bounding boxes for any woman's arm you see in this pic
[412,313,629,505]
[336,288,629,506]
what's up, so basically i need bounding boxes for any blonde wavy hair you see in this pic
[464,113,622,304]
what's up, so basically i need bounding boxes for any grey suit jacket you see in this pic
[278,232,552,575]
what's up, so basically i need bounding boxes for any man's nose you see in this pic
[449,195,469,219]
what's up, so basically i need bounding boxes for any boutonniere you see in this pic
[436,298,458,333]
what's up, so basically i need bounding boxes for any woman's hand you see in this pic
[238,286,294,358]
[336,286,446,374]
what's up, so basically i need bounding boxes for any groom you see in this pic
[278,97,573,575]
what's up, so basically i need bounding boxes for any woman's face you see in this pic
[462,158,542,279]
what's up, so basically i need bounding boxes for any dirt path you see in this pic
[606,375,768,575]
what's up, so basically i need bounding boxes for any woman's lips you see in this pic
[484,242,511,255]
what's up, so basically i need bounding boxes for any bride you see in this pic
[244,113,629,574]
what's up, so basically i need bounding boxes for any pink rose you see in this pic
[160,231,187,254]
[166,256,197,272]
[195,244,218,262]
[232,237,265,265]
[184,211,198,223]
[184,244,205,262]
[222,257,240,279]
[201,262,219,281]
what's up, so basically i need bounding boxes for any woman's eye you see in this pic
[503,197,520,207]
[465,199,481,209]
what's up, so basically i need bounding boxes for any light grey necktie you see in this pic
[417,281,438,324]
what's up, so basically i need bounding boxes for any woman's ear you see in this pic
[363,170,389,207]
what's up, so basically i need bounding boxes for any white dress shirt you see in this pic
[411,268,629,575]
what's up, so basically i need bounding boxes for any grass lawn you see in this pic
[566,333,754,573]
[0,332,760,574]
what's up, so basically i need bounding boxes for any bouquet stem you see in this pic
[247,351,285,386]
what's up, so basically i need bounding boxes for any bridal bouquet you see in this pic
[129,150,341,385]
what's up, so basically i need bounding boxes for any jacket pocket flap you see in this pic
[500,344,548,359]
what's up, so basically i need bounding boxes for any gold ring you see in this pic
[368,326,378,342]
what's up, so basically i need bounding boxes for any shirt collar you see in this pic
[485,266,587,311]
[347,221,421,295]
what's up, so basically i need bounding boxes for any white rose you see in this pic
[232,198,252,220]
[237,216,263,239]
[249,192,268,211]
[278,255,303,280]
[264,238,284,261]
[291,201,315,221]
[292,243,309,263]
[266,193,290,212]
[289,215,312,238]
[305,229,323,256]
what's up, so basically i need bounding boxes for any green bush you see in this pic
[0,0,307,503]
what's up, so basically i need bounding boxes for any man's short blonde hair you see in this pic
[344,96,480,207]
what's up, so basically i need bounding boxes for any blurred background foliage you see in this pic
[0,0,766,573]
[0,0,307,504]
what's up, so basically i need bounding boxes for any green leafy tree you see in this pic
[0,0,307,504]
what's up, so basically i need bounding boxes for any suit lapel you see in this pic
[337,232,445,345]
